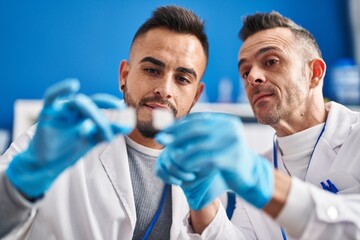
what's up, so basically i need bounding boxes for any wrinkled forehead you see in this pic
[238,27,296,59]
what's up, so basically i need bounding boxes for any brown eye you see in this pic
[242,71,249,80]
[176,76,191,85]
[266,59,279,66]
[145,68,160,75]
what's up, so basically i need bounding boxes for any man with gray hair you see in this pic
[156,11,360,240]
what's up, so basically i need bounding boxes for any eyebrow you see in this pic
[140,56,165,68]
[176,67,197,79]
[238,46,283,69]
[140,56,198,79]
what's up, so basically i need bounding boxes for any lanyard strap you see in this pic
[273,121,326,240]
[273,121,327,176]
[142,184,170,240]
[226,191,236,220]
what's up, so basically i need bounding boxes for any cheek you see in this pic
[126,84,141,99]
[126,74,150,96]
[243,84,253,101]
[245,86,252,97]
[175,90,198,116]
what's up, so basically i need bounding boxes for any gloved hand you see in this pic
[6,79,133,199]
[155,113,274,210]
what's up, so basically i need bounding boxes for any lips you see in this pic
[139,96,178,116]
[144,102,169,110]
[252,92,274,105]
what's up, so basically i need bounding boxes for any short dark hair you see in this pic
[239,11,322,58]
[131,5,209,62]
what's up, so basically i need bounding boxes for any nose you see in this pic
[247,66,266,87]
[153,75,173,99]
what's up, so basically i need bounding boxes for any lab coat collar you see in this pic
[306,102,360,182]
[98,135,137,232]
[322,101,360,151]
[99,110,191,238]
[98,135,190,239]
[171,185,190,239]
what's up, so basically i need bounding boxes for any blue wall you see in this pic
[0,0,353,135]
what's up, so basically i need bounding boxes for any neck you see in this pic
[272,102,327,137]
[128,128,164,150]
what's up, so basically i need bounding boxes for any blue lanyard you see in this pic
[142,184,169,240]
[226,191,236,220]
[273,121,327,175]
[273,121,327,240]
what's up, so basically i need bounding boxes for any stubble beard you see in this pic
[254,101,284,125]
[256,104,292,126]
[254,64,309,126]
[123,86,159,139]
[123,84,179,139]
[254,86,303,126]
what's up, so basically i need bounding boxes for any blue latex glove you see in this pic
[6,79,133,199]
[155,113,274,210]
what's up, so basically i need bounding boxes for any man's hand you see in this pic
[155,113,274,210]
[6,79,133,199]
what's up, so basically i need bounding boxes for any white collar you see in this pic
[125,136,162,157]
[277,123,325,156]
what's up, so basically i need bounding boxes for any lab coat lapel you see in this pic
[321,102,358,151]
[305,140,334,183]
[170,185,190,239]
[306,102,360,183]
[99,135,137,232]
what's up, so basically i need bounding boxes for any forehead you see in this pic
[130,28,207,79]
[238,27,296,60]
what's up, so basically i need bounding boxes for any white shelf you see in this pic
[13,99,43,140]
[192,102,254,118]
[193,102,360,118]
[12,100,360,153]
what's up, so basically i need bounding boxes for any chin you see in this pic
[137,121,159,138]
[256,112,279,125]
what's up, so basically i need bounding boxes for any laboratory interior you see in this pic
[2,1,360,240]
[1,0,359,155]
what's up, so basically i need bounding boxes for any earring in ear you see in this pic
[120,85,125,91]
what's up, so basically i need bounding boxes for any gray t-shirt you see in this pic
[125,136,172,240]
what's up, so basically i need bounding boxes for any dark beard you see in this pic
[122,84,177,139]
[136,120,159,138]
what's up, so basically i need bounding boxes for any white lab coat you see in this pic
[230,102,360,239]
[0,111,240,240]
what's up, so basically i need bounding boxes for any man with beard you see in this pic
[0,5,241,239]
[156,11,360,239]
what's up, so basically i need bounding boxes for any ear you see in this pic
[192,82,205,107]
[309,58,326,89]
[119,60,130,92]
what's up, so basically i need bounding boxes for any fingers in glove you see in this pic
[157,122,237,166]
[71,94,114,142]
[43,79,80,106]
[155,163,183,186]
[155,150,196,183]
[157,113,241,147]
[91,94,125,110]
[170,141,238,171]
[111,124,133,135]
[91,94,136,135]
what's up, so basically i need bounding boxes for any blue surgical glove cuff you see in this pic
[183,171,228,211]
[229,154,274,208]
[6,150,54,199]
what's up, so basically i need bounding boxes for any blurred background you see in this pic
[1,0,359,153]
